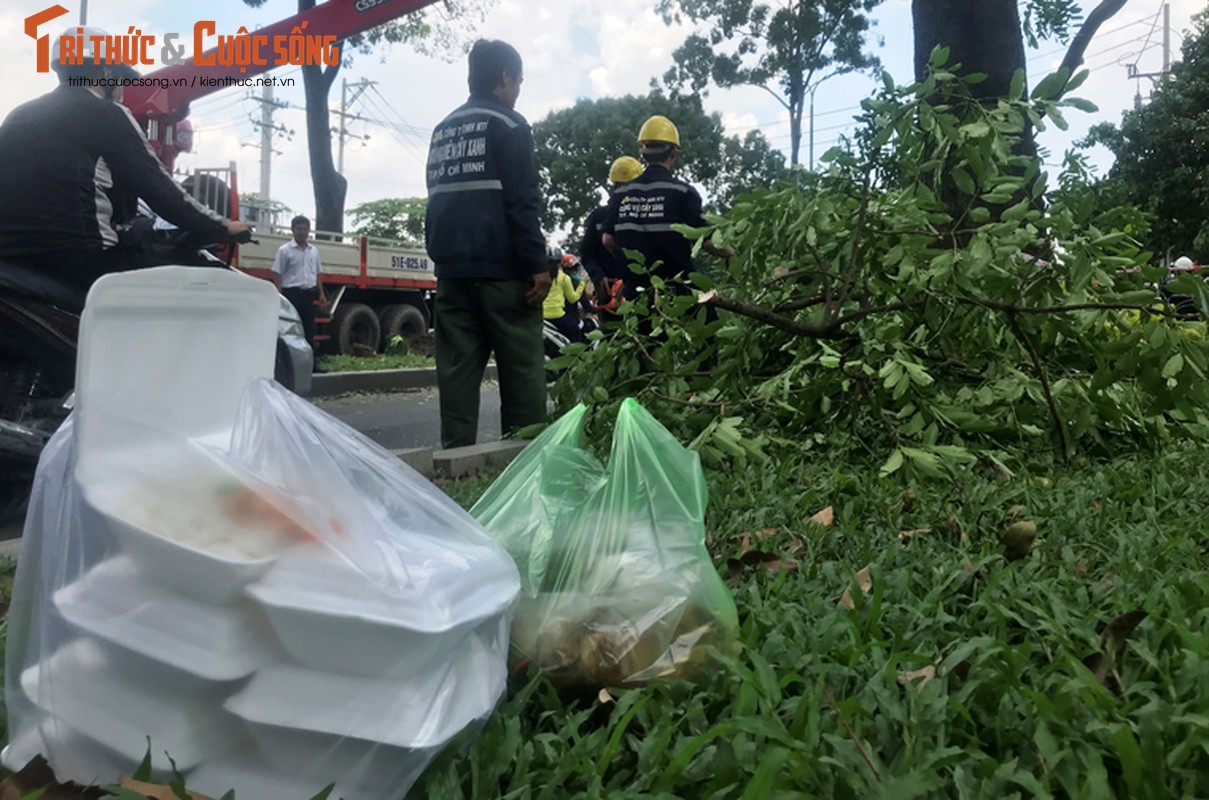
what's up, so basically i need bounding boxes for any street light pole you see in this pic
[809,87,816,172]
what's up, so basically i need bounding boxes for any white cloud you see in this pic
[721,111,758,137]
[0,0,1202,225]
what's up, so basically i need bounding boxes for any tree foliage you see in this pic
[532,92,789,244]
[347,197,427,244]
[656,0,882,168]
[1082,11,1209,261]
[550,61,1209,479]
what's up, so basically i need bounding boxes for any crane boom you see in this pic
[123,0,441,168]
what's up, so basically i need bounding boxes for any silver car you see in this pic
[274,294,314,396]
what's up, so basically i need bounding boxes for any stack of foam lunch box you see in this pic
[2,267,518,800]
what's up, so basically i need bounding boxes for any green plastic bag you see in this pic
[471,399,738,687]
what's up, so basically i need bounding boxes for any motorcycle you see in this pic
[0,228,258,524]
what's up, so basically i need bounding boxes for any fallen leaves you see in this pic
[1082,610,1148,694]
[839,566,873,609]
[0,756,103,800]
[727,530,801,587]
[0,756,216,800]
[807,506,834,527]
[726,507,831,587]
[898,527,932,544]
[897,665,937,691]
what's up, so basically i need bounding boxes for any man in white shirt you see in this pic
[271,215,327,347]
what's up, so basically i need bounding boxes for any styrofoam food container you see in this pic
[54,555,280,681]
[224,647,503,800]
[79,445,308,605]
[246,543,518,677]
[21,637,248,772]
[225,623,507,756]
[243,726,440,800]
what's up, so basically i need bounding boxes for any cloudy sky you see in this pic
[0,0,1201,232]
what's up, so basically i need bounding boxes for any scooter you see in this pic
[0,229,253,524]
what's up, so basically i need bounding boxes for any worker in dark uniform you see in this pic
[580,155,643,324]
[425,39,550,448]
[601,116,734,316]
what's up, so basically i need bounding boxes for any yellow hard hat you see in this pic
[637,115,680,150]
[608,156,643,184]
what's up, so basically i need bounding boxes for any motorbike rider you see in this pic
[0,27,249,299]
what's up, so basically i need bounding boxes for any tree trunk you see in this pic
[912,0,1036,221]
[298,0,346,235]
[302,60,346,236]
[912,0,1034,159]
[789,104,802,169]
[911,0,1028,102]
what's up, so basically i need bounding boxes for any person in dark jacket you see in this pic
[580,155,642,324]
[425,39,550,448]
[0,27,248,293]
[602,116,734,304]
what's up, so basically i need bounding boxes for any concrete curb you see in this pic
[310,364,498,397]
[394,438,529,479]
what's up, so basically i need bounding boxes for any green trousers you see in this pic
[435,278,546,448]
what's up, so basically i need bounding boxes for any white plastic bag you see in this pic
[4,379,520,800]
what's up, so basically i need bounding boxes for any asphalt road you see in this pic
[312,384,502,450]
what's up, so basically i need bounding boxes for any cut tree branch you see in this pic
[958,297,1168,315]
[700,290,917,339]
[1005,312,1069,457]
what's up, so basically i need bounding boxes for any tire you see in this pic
[377,303,428,348]
[273,341,295,392]
[332,302,381,356]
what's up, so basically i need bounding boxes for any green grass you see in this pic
[418,443,1209,799]
[317,352,436,372]
[5,447,1209,797]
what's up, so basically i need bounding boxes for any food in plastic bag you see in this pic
[4,381,520,800]
[471,398,738,688]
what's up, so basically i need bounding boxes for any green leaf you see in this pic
[952,168,976,195]
[880,448,904,476]
[960,121,991,139]
[1113,726,1146,797]
[1065,97,1098,113]
[1163,353,1184,379]
[1048,106,1069,131]
[1009,69,1026,100]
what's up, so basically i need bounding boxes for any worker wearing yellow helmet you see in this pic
[579,155,644,317]
[601,115,735,313]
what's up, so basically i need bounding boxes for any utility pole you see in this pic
[1128,2,1172,109]
[1163,2,1170,73]
[79,0,87,25]
[335,78,375,174]
[246,85,292,225]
